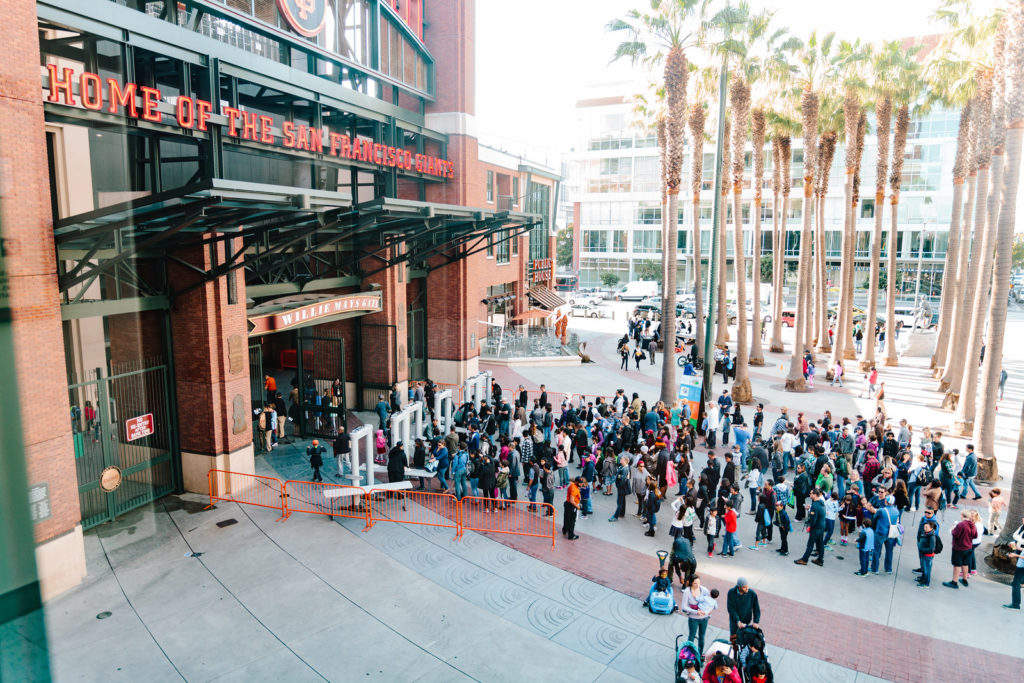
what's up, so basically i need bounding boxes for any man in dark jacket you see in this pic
[793,464,811,521]
[703,452,721,493]
[387,441,407,484]
[609,456,631,522]
[333,425,350,480]
[722,453,737,493]
[389,383,402,412]
[795,488,826,566]
[726,577,760,640]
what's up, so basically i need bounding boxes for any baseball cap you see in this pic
[886,495,895,505]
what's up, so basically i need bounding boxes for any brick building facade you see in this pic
[2,0,559,599]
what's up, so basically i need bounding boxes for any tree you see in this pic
[636,259,664,283]
[600,272,621,288]
[715,118,732,347]
[1013,234,1024,271]
[760,255,772,283]
[729,74,753,401]
[689,103,708,359]
[975,9,1020,478]
[609,0,701,405]
[769,132,793,353]
[860,90,891,370]
[556,225,574,267]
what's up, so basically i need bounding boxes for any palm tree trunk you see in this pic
[716,119,731,347]
[659,48,686,404]
[730,77,751,402]
[689,104,707,360]
[937,171,977,378]
[884,104,910,365]
[816,193,830,352]
[860,193,884,369]
[975,131,1019,477]
[931,104,972,369]
[828,173,854,374]
[996,400,1024,547]
[750,109,767,366]
[769,137,789,354]
[786,89,818,391]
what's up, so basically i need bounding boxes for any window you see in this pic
[487,233,494,257]
[700,201,713,221]
[636,203,662,225]
[611,230,628,253]
[512,177,519,207]
[512,231,519,256]
[786,198,802,221]
[633,231,662,253]
[495,229,511,263]
[633,156,660,192]
[583,230,609,252]
[486,170,494,202]
[861,198,875,219]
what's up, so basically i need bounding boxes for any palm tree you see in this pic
[749,107,768,366]
[881,52,924,367]
[689,103,708,359]
[785,85,817,391]
[955,26,1007,433]
[974,12,1019,476]
[609,0,701,404]
[827,91,862,376]
[715,117,731,348]
[729,74,753,402]
[813,129,838,353]
[860,93,891,370]
[940,68,994,400]
[769,129,793,354]
[991,0,1024,543]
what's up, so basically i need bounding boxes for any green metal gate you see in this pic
[407,307,426,381]
[69,360,178,530]
[295,331,346,439]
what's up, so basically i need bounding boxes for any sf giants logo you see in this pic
[276,0,327,38]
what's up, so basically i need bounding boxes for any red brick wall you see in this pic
[1,0,79,543]
[109,310,166,365]
[423,0,474,115]
[168,240,250,455]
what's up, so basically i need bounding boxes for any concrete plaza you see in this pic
[14,307,1024,682]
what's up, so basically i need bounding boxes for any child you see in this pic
[988,488,1007,535]
[721,502,738,557]
[839,493,858,546]
[601,454,617,495]
[580,478,593,518]
[806,360,815,388]
[644,483,662,537]
[774,501,792,555]
[643,568,672,608]
[705,508,721,557]
[670,502,687,538]
[968,508,984,575]
[854,518,875,576]
[751,498,770,550]
[678,659,700,683]
[823,491,840,548]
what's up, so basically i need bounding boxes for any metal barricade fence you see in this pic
[434,382,464,405]
[282,480,369,527]
[206,469,285,518]
[458,497,556,548]
[366,489,459,537]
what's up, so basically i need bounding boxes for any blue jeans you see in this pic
[435,465,449,490]
[960,476,981,498]
[836,475,846,500]
[920,554,934,586]
[529,483,539,507]
[453,471,467,500]
[823,518,836,546]
[559,468,570,487]
[872,536,896,572]
[1012,567,1024,608]
[470,477,480,497]
[909,482,921,508]
[687,617,710,654]
[859,549,872,574]
[723,531,736,555]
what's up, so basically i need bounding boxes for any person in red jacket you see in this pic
[944,510,978,589]
[720,502,739,557]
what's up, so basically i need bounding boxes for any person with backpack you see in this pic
[916,519,940,587]
[867,495,901,574]
[609,456,631,522]
[853,518,875,577]
[773,500,792,556]
[792,464,811,522]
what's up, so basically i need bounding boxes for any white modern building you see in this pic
[564,85,957,301]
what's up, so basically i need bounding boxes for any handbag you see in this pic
[886,509,901,539]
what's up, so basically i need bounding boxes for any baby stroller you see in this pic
[642,581,677,614]
[673,636,701,682]
[735,625,773,683]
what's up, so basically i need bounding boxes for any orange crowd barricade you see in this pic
[206,469,285,518]
[458,496,556,548]
[366,489,460,537]
[281,480,370,527]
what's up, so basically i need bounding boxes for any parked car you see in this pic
[566,290,604,306]
[570,303,610,318]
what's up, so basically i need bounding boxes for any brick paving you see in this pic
[470,515,1019,683]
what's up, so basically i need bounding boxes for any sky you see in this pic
[474,0,1000,162]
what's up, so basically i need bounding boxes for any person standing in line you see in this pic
[274,391,288,440]
[720,502,738,556]
[915,520,939,587]
[258,405,275,452]
[795,488,826,567]
[375,394,390,433]
[609,455,630,522]
[264,374,277,405]
[541,462,557,516]
[387,440,407,485]
[853,518,875,577]
[726,577,760,644]
[333,425,350,480]
[307,439,325,482]
[943,510,978,590]
[774,501,792,556]
[1003,516,1024,609]
[680,576,718,655]
[562,477,580,540]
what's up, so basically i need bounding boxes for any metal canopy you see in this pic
[54,179,541,299]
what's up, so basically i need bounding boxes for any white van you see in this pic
[615,280,659,301]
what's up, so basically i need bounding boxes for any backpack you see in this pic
[836,455,849,478]
[258,412,268,430]
[916,465,934,487]
[933,535,944,554]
